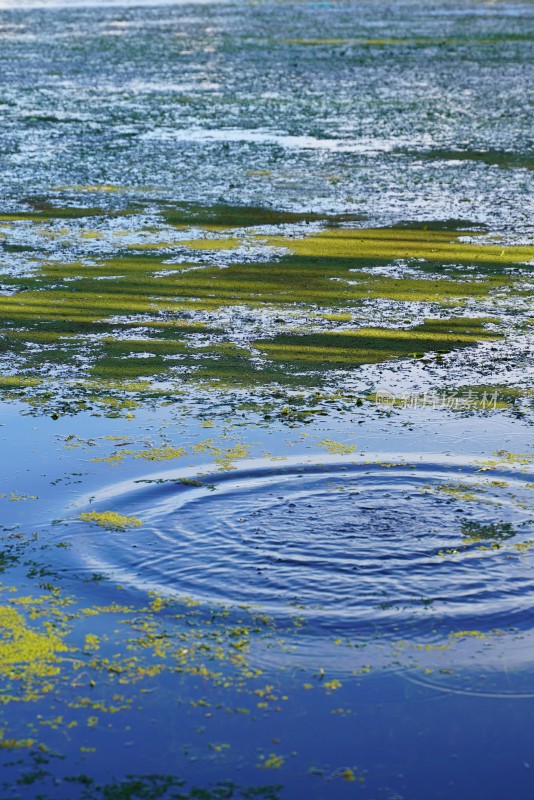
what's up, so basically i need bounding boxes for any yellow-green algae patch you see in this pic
[178,236,244,251]
[0,601,71,702]
[262,226,534,265]
[80,511,142,531]
[319,439,357,455]
[191,439,250,470]
[52,184,130,193]
[134,445,187,461]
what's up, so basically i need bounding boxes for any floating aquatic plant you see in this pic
[80,511,142,531]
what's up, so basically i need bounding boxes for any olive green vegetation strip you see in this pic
[262,227,534,265]
[401,149,534,170]
[283,34,534,47]
[173,228,528,302]
[0,217,529,392]
[0,206,137,222]
[90,339,256,383]
[162,201,365,230]
[0,211,99,222]
[254,319,502,370]
[52,184,132,193]
[175,226,530,307]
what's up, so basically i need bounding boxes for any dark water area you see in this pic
[0,0,533,798]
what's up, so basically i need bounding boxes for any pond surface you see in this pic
[0,0,533,798]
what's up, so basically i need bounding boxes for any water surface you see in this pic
[0,1,533,798]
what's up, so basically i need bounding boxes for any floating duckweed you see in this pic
[84,634,101,651]
[0,603,70,701]
[134,446,187,462]
[318,439,357,455]
[1,493,38,502]
[260,753,285,769]
[461,521,516,543]
[80,511,142,531]
[190,439,250,469]
[0,734,36,750]
[90,450,134,465]
[324,679,342,690]
[433,483,482,503]
[214,444,250,470]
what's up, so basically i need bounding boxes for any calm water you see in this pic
[1,1,534,798]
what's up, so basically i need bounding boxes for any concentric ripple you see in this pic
[67,459,534,632]
[69,455,534,638]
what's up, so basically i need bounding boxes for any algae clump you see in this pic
[80,511,142,531]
